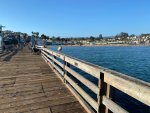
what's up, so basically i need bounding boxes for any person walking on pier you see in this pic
[0,31,3,53]
[31,34,36,47]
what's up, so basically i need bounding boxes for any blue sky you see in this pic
[0,0,150,37]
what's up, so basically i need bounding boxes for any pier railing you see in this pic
[41,47,150,113]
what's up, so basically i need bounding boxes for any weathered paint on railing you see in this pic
[41,47,150,113]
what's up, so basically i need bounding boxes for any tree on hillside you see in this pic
[140,34,150,37]
[32,32,39,37]
[97,34,103,41]
[115,32,129,40]
[23,33,28,39]
[99,34,103,39]
[130,34,136,37]
[41,34,49,39]
[51,36,56,41]
[89,36,95,42]
[55,37,61,42]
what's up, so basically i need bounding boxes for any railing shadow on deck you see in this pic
[41,47,150,113]
[0,50,17,61]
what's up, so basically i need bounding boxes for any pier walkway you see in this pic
[0,47,86,113]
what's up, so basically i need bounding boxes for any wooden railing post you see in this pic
[64,57,70,84]
[53,55,56,61]
[64,61,67,83]
[97,72,105,113]
[105,84,113,113]
[52,52,56,69]
[97,72,113,113]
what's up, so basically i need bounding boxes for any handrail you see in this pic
[41,47,150,113]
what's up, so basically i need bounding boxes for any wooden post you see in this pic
[53,56,56,62]
[97,72,113,113]
[97,72,105,113]
[52,52,56,69]
[64,60,67,83]
[64,57,70,84]
[105,84,113,113]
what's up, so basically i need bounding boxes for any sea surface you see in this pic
[49,46,150,113]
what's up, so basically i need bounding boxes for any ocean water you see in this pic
[49,46,150,113]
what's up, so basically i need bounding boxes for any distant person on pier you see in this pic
[20,37,25,49]
[31,35,36,47]
[12,36,18,50]
[17,35,21,49]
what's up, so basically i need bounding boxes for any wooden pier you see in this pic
[0,46,150,113]
[0,47,86,113]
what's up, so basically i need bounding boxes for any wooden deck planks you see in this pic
[0,47,86,113]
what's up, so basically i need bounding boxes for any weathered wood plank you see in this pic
[24,108,51,113]
[65,65,99,94]
[104,71,150,106]
[51,102,82,113]
[42,48,65,60]
[102,96,129,113]
[65,56,101,79]
[65,75,99,111]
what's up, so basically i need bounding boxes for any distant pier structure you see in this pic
[32,31,39,37]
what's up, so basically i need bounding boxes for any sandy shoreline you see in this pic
[58,44,150,47]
